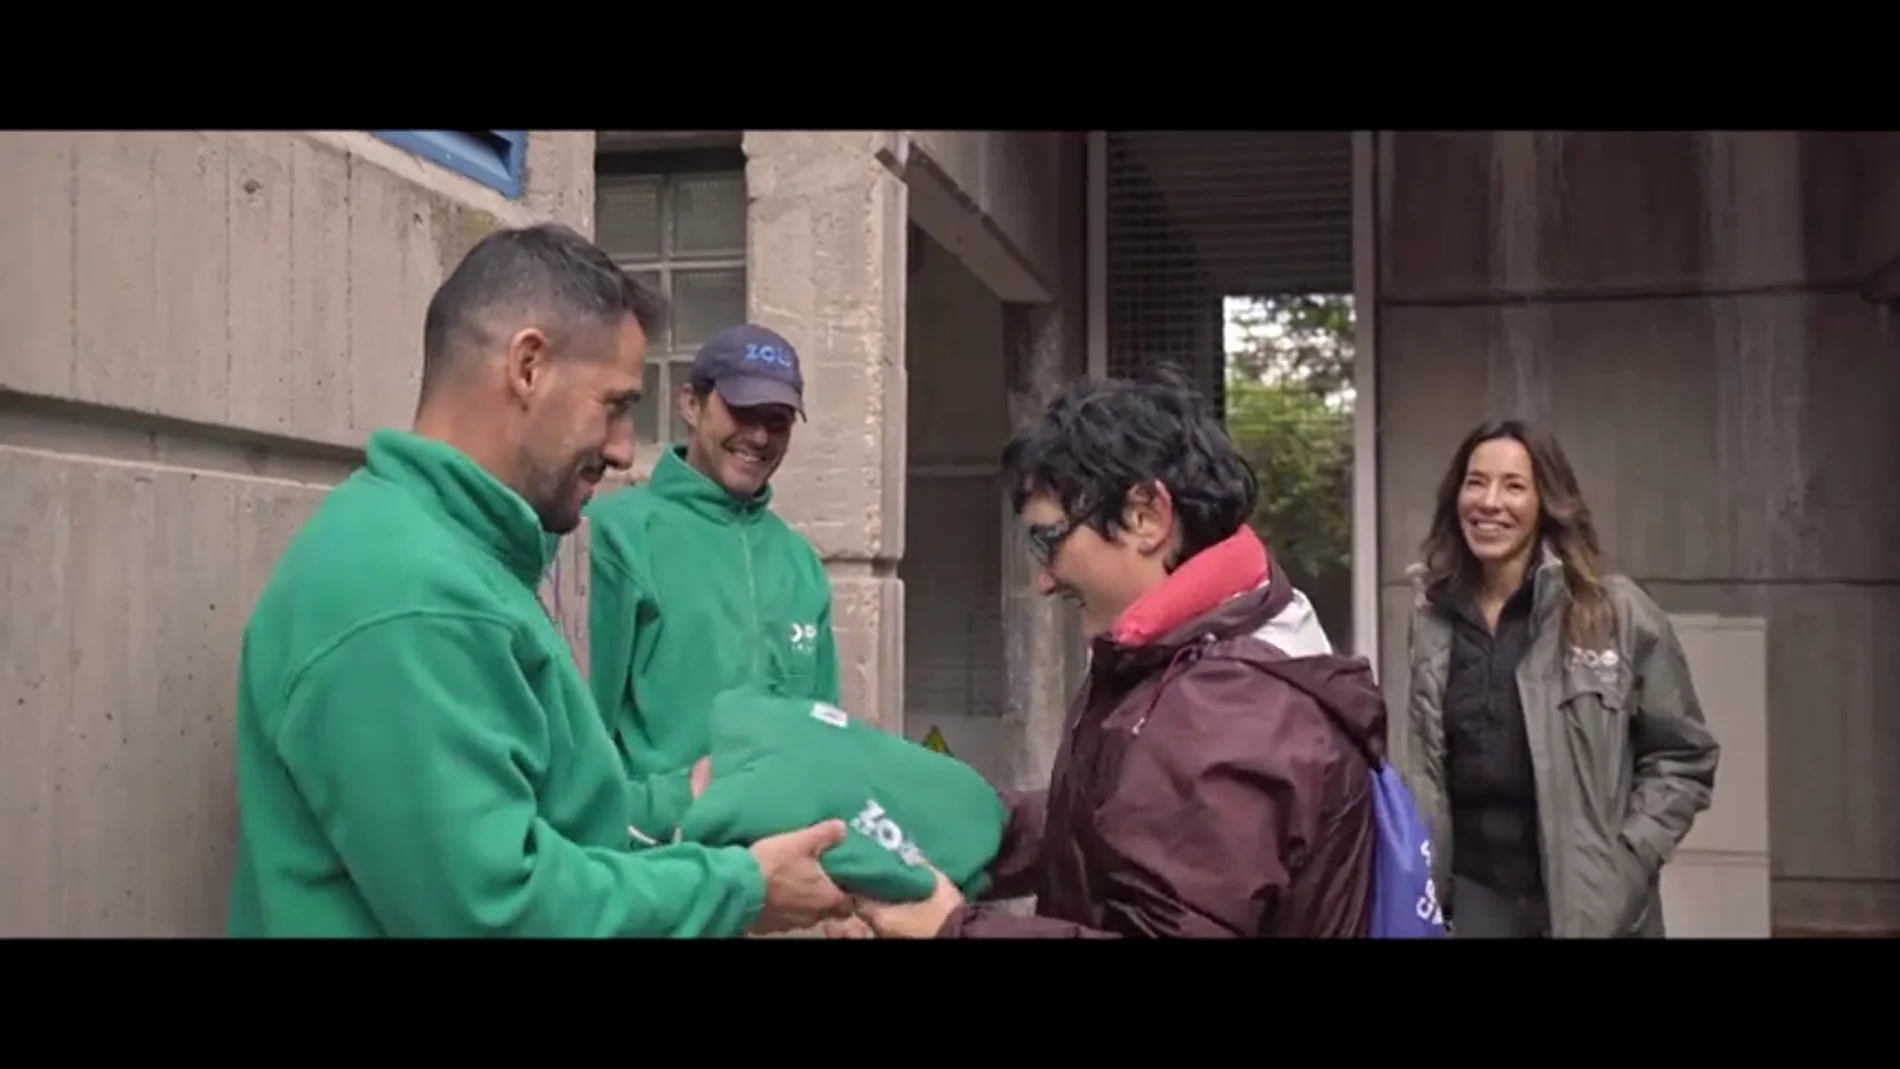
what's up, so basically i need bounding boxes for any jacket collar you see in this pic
[1411,540,1567,630]
[1527,541,1568,630]
[647,445,774,524]
[365,429,558,588]
[1092,528,1291,675]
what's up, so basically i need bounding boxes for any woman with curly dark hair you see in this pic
[1397,418,1720,938]
[847,364,1393,938]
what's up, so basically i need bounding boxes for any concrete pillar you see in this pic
[741,132,909,732]
[998,134,1090,790]
[999,303,1080,789]
[527,133,599,683]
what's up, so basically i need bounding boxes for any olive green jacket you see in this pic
[1392,545,1720,938]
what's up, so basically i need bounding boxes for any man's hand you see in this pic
[689,756,713,800]
[854,865,964,939]
[747,819,850,935]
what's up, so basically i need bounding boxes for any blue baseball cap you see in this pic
[688,324,805,418]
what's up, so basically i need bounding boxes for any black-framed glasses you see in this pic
[1025,513,1084,567]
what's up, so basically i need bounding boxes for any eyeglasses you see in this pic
[1025,513,1084,568]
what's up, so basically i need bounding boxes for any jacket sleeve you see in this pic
[586,520,644,744]
[274,611,766,938]
[624,768,695,846]
[944,657,1323,939]
[977,788,1048,901]
[586,527,698,838]
[1620,588,1721,875]
[940,901,1120,938]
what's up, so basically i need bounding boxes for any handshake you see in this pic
[690,756,969,939]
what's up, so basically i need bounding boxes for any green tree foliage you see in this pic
[1223,293,1355,588]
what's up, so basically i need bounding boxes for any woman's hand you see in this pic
[854,866,965,939]
[817,916,876,939]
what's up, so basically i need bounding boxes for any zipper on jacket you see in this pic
[741,511,761,676]
[1130,642,1203,737]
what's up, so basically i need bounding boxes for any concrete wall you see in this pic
[1864,161,1900,309]
[743,130,1086,783]
[742,132,910,733]
[903,131,1062,304]
[0,130,595,936]
[1372,131,1900,934]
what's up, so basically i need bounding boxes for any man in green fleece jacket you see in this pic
[587,324,839,820]
[225,223,849,938]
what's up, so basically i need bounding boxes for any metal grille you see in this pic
[1105,131,1353,385]
[594,163,748,447]
[1103,130,1358,645]
[903,472,1005,738]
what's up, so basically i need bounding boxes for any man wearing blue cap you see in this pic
[586,324,841,839]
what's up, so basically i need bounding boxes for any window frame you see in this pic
[372,130,528,199]
[595,148,749,450]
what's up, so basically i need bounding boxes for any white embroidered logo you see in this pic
[1568,645,1622,685]
[850,799,924,867]
[1416,840,1444,924]
[788,622,819,655]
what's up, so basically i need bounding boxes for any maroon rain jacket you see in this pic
[940,528,1387,938]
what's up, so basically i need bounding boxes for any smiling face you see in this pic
[1019,488,1173,641]
[679,385,795,499]
[1456,436,1541,567]
[516,315,645,533]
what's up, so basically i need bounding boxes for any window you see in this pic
[595,152,748,447]
[371,131,527,199]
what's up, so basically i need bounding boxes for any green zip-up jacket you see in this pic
[587,446,840,830]
[226,430,766,938]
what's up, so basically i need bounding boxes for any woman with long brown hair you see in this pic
[1396,419,1720,938]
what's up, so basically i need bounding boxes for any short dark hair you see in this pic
[420,222,665,394]
[999,362,1258,566]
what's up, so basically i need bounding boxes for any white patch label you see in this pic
[810,701,850,729]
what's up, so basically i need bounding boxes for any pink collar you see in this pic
[1108,528,1270,646]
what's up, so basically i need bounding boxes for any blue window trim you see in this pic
[371,131,527,199]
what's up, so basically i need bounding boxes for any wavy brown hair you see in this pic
[1418,419,1612,648]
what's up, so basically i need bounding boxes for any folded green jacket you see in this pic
[676,686,1008,903]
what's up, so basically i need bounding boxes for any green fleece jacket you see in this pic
[677,687,1007,903]
[586,447,839,803]
[225,430,766,938]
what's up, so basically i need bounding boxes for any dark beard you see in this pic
[525,459,588,535]
[535,499,582,536]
